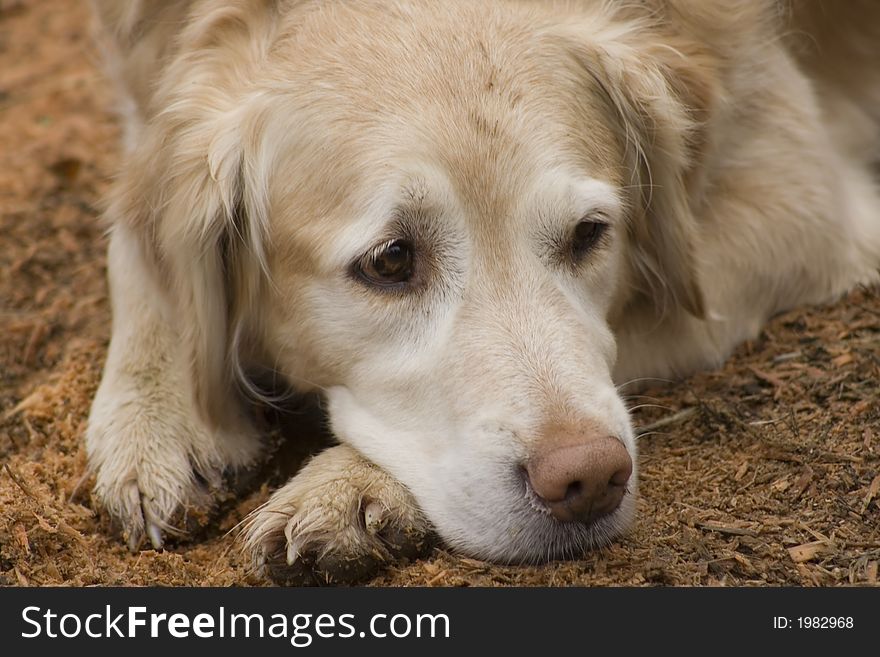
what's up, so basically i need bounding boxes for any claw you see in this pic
[286,541,300,566]
[363,502,385,535]
[127,531,141,553]
[147,522,164,551]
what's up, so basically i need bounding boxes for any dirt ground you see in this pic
[1,0,878,588]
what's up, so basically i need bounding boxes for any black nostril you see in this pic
[610,468,630,488]
[563,480,583,503]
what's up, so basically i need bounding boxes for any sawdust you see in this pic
[1,0,878,588]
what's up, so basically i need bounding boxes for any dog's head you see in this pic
[113,0,715,562]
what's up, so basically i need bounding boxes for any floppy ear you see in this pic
[107,100,271,429]
[557,15,719,319]
[100,0,289,428]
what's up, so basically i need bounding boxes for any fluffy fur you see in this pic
[87,0,880,579]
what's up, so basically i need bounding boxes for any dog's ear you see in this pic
[101,2,287,428]
[554,13,720,319]
[107,98,271,428]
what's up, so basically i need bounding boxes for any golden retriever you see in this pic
[86,0,880,583]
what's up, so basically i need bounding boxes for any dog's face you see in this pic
[121,1,710,562]
[264,80,637,561]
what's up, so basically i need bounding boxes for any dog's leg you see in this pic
[86,224,262,550]
[241,444,435,585]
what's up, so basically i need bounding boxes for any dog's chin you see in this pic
[432,483,638,565]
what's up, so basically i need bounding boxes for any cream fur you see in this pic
[86,0,880,577]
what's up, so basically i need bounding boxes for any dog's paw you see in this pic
[86,387,261,552]
[241,444,435,585]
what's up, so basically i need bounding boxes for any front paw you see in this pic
[241,445,435,585]
[87,388,260,551]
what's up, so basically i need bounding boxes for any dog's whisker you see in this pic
[621,394,668,404]
[626,403,675,413]
[633,430,670,440]
[616,376,676,391]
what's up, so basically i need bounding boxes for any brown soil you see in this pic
[1,0,878,588]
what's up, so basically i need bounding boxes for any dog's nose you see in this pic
[526,436,632,523]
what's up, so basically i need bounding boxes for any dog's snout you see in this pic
[526,436,632,524]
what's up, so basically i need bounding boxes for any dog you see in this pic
[86,0,880,583]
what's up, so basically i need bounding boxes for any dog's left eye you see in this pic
[570,219,609,263]
[356,239,415,287]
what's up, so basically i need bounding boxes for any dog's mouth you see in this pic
[245,383,635,564]
[534,484,636,558]
[461,465,636,565]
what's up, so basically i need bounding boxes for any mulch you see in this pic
[1,0,877,587]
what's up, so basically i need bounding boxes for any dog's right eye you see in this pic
[570,218,609,263]
[355,239,416,288]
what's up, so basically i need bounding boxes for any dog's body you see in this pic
[87,0,880,581]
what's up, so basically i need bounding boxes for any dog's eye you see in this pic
[357,239,415,287]
[570,219,609,262]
